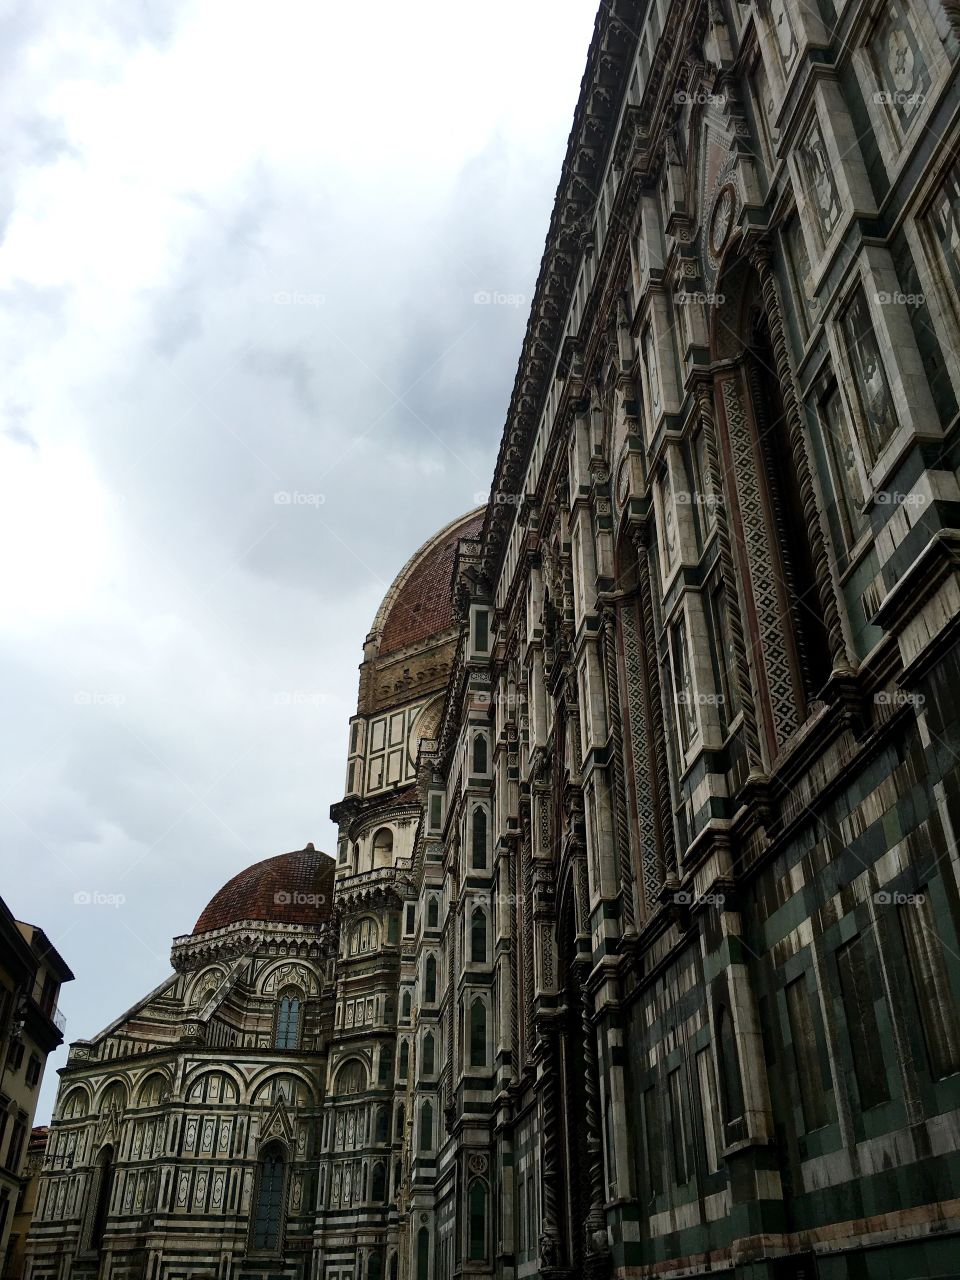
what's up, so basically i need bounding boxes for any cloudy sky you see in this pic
[0,0,597,1121]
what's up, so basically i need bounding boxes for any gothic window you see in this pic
[468,1179,489,1261]
[796,117,842,250]
[839,285,898,463]
[88,1144,114,1250]
[642,1087,663,1198]
[384,995,396,1025]
[334,1060,367,1095]
[395,1103,405,1139]
[372,827,394,866]
[471,907,487,964]
[429,791,444,831]
[837,935,891,1109]
[924,156,960,329]
[405,904,416,935]
[417,1227,430,1280]
[716,1004,745,1129]
[427,896,439,929]
[819,382,869,553]
[274,988,302,1050]
[419,1101,433,1151]
[472,733,488,775]
[399,1040,410,1080]
[782,212,819,339]
[707,585,740,734]
[350,917,379,956]
[378,1046,394,1085]
[695,1047,721,1174]
[424,955,438,1004]
[473,608,490,653]
[251,1143,286,1252]
[60,1088,89,1120]
[469,999,487,1068]
[898,892,960,1080]
[670,617,698,750]
[656,467,679,576]
[785,975,829,1130]
[689,429,716,542]
[422,1032,435,1077]
[387,913,400,944]
[667,1068,689,1184]
[401,991,412,1022]
[472,807,488,870]
[372,1161,387,1203]
[865,0,932,144]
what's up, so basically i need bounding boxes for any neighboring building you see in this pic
[322,509,485,1280]
[0,902,72,1278]
[5,1129,48,1280]
[26,0,960,1277]
[24,847,335,1280]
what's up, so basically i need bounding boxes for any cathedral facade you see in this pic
[26,0,960,1277]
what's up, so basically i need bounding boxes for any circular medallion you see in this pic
[709,183,735,259]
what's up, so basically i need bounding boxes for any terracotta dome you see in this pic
[376,509,484,657]
[193,846,335,935]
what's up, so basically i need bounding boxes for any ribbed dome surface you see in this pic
[193,847,335,935]
[378,510,484,657]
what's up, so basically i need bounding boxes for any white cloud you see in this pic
[0,0,597,1121]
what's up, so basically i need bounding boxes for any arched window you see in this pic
[395,1103,405,1139]
[401,991,412,1022]
[252,1142,286,1251]
[375,1105,390,1144]
[427,896,439,929]
[417,1227,430,1280]
[334,1059,367,1095]
[274,988,302,1049]
[350,918,379,956]
[372,827,394,867]
[468,1178,489,1260]
[61,1088,89,1120]
[378,1045,393,1084]
[424,955,437,1004]
[399,1040,410,1080]
[422,1031,435,1077]
[472,807,487,869]
[372,1161,387,1202]
[470,998,486,1068]
[471,908,487,963]
[472,733,487,775]
[716,1004,744,1127]
[419,1101,433,1151]
[384,995,396,1025]
[88,1145,114,1250]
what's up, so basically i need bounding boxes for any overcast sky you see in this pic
[0,0,596,1121]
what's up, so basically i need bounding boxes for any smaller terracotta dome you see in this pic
[193,846,335,935]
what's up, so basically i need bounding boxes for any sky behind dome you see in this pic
[0,0,598,1122]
